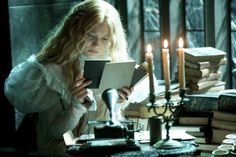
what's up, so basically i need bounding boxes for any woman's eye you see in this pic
[86,33,96,39]
[102,37,109,41]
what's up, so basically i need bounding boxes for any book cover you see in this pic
[181,93,220,112]
[130,65,148,86]
[184,47,226,62]
[83,59,110,88]
[213,111,236,123]
[218,93,236,113]
[185,67,210,78]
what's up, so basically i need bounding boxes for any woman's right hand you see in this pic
[71,75,92,106]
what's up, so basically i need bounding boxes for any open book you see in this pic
[83,59,147,92]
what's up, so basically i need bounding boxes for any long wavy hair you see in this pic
[37,0,129,88]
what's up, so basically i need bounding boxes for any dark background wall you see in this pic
[0,0,15,147]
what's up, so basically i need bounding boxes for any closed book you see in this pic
[184,47,226,63]
[177,117,210,126]
[185,61,210,70]
[185,57,227,70]
[210,128,235,144]
[185,67,210,78]
[186,71,221,84]
[178,111,214,118]
[218,93,236,113]
[187,80,219,91]
[211,119,236,131]
[213,111,236,123]
[182,93,220,112]
[186,81,225,94]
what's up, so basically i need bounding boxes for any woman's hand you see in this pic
[71,75,92,108]
[117,86,134,103]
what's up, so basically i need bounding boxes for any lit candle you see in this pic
[177,37,185,89]
[146,44,155,95]
[162,39,170,91]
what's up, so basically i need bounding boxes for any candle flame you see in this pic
[146,44,152,53]
[178,37,184,48]
[163,39,168,48]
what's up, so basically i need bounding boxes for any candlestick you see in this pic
[177,38,185,89]
[162,39,170,91]
[146,44,155,96]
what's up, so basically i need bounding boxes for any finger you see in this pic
[78,80,92,90]
[73,79,92,90]
[121,87,133,97]
[117,90,126,101]
[73,77,86,88]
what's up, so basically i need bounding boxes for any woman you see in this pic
[4,0,133,155]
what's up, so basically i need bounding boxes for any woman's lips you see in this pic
[88,50,97,53]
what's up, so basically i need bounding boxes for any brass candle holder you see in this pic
[147,89,186,149]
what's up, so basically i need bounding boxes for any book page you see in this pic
[98,61,136,92]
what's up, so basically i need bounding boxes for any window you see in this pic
[185,0,204,48]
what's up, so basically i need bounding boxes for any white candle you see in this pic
[177,37,185,89]
[146,44,154,95]
[162,39,170,91]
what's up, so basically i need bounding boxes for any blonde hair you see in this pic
[37,0,129,88]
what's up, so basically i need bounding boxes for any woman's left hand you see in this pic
[117,86,134,103]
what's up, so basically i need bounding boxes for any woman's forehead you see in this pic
[89,22,110,36]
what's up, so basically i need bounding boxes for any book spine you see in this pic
[211,119,236,131]
[187,72,221,84]
[185,61,210,70]
[213,111,236,123]
[218,94,236,113]
[177,117,210,126]
[185,68,210,78]
[187,80,219,91]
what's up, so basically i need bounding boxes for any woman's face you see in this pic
[83,21,110,59]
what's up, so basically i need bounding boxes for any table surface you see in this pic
[66,139,211,157]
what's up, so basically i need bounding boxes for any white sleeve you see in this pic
[4,61,61,113]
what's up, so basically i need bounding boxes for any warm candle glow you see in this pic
[178,37,184,48]
[164,39,168,49]
[147,44,152,53]
[146,44,155,95]
[162,39,170,91]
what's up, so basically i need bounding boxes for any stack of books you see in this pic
[210,111,236,144]
[177,47,227,94]
[210,93,236,144]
